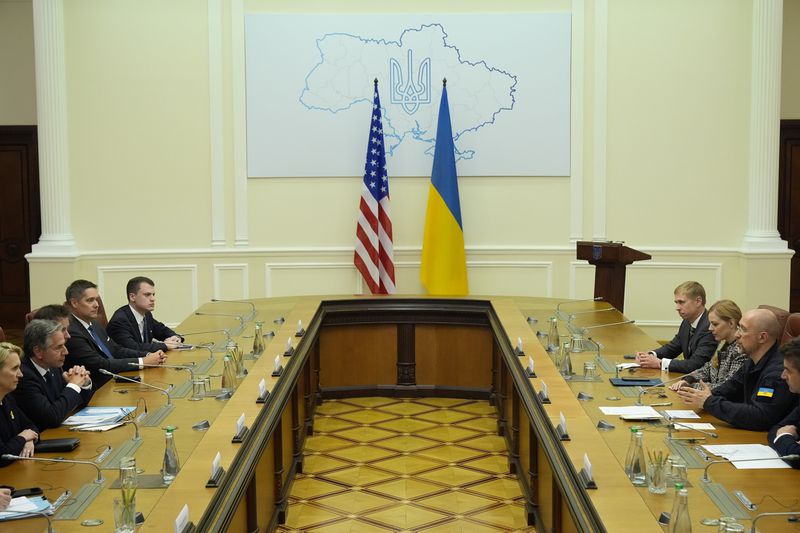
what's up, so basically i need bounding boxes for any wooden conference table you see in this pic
[1,295,797,532]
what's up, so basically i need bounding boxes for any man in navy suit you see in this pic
[635,281,717,373]
[107,276,183,352]
[13,319,93,430]
[768,338,800,467]
[64,279,166,387]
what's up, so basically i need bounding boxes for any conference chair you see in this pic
[782,313,800,345]
[0,325,4,342]
[759,304,790,336]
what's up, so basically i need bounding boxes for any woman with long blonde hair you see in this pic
[0,342,39,465]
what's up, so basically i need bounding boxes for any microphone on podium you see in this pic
[1,454,104,483]
[98,369,173,406]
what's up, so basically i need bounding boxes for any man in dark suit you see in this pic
[768,338,800,467]
[635,281,717,373]
[107,276,183,352]
[64,279,166,387]
[13,319,93,430]
[678,308,797,431]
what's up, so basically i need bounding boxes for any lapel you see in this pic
[142,312,150,343]
[124,306,145,343]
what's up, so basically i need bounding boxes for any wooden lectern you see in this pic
[576,241,651,313]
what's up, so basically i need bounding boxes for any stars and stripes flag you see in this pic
[354,79,395,294]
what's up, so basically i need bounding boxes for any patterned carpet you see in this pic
[278,397,535,532]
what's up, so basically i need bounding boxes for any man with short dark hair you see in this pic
[64,279,166,387]
[677,309,798,431]
[636,281,717,373]
[107,276,183,352]
[768,338,800,467]
[33,304,72,340]
[13,319,93,430]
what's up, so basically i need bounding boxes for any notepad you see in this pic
[63,406,135,427]
[0,496,53,520]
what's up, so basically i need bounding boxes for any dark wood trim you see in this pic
[396,323,416,385]
[320,385,490,400]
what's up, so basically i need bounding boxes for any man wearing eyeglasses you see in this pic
[676,308,798,431]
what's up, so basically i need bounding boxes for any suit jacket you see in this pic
[704,342,798,431]
[12,356,93,430]
[107,305,180,352]
[768,403,800,468]
[65,315,145,387]
[653,310,717,373]
[0,395,38,467]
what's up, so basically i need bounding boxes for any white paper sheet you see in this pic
[673,422,715,431]
[702,444,791,469]
[664,410,701,419]
[599,406,662,418]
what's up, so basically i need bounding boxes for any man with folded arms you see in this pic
[676,309,797,431]
[636,281,717,373]
[64,279,166,387]
[108,276,183,352]
[768,338,800,468]
[13,320,92,430]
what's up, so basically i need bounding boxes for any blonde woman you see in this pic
[670,300,747,391]
[0,342,38,465]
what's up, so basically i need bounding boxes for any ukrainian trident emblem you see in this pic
[389,49,431,115]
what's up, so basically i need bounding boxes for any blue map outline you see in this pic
[299,23,518,162]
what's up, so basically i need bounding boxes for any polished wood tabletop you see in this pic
[1,295,796,532]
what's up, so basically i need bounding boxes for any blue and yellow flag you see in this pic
[420,82,468,296]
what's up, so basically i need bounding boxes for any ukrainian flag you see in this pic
[420,82,468,296]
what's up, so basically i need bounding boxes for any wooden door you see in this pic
[779,120,800,312]
[0,126,39,328]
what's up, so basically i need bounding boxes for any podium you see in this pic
[576,241,651,313]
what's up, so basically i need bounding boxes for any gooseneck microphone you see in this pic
[210,299,257,320]
[178,328,232,343]
[581,319,635,333]
[194,311,245,325]
[667,420,719,439]
[0,508,55,532]
[98,369,173,406]
[750,511,800,532]
[635,374,690,406]
[134,362,196,381]
[1,453,104,483]
[702,454,800,482]
[555,297,603,319]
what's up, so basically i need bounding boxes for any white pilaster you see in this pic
[570,0,585,243]
[209,0,225,247]
[743,0,788,252]
[232,0,249,247]
[592,0,607,241]
[29,0,77,257]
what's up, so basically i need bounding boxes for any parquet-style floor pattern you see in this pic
[278,397,535,532]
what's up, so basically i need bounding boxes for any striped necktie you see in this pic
[88,324,114,359]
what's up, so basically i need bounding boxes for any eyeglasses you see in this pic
[736,325,747,334]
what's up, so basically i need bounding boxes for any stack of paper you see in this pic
[63,406,135,430]
[598,406,663,420]
[0,496,53,520]
[702,444,791,469]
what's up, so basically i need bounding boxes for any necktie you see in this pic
[141,316,149,343]
[88,324,114,359]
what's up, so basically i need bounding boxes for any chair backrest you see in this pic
[96,295,109,328]
[758,304,790,337]
[782,313,800,346]
[0,325,5,342]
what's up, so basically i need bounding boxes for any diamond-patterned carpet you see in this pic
[278,397,535,532]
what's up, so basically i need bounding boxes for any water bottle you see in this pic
[547,317,559,352]
[559,341,573,378]
[668,483,691,533]
[624,428,646,486]
[161,426,180,485]
[252,321,265,356]
[221,355,236,392]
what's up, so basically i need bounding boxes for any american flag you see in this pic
[354,80,395,294]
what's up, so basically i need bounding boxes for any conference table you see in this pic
[1,295,797,532]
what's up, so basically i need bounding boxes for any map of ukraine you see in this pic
[300,24,517,160]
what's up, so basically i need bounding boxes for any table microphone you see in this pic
[178,328,232,343]
[135,362,196,380]
[666,420,719,439]
[0,508,55,532]
[98,369,173,406]
[702,454,800,482]
[555,297,603,319]
[210,299,257,319]
[581,319,635,333]
[635,374,690,406]
[1,454,104,483]
[750,511,800,532]
[194,311,245,325]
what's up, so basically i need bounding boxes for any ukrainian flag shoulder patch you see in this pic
[757,387,774,398]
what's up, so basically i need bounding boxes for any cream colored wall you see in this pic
[20,0,794,341]
[0,0,36,124]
